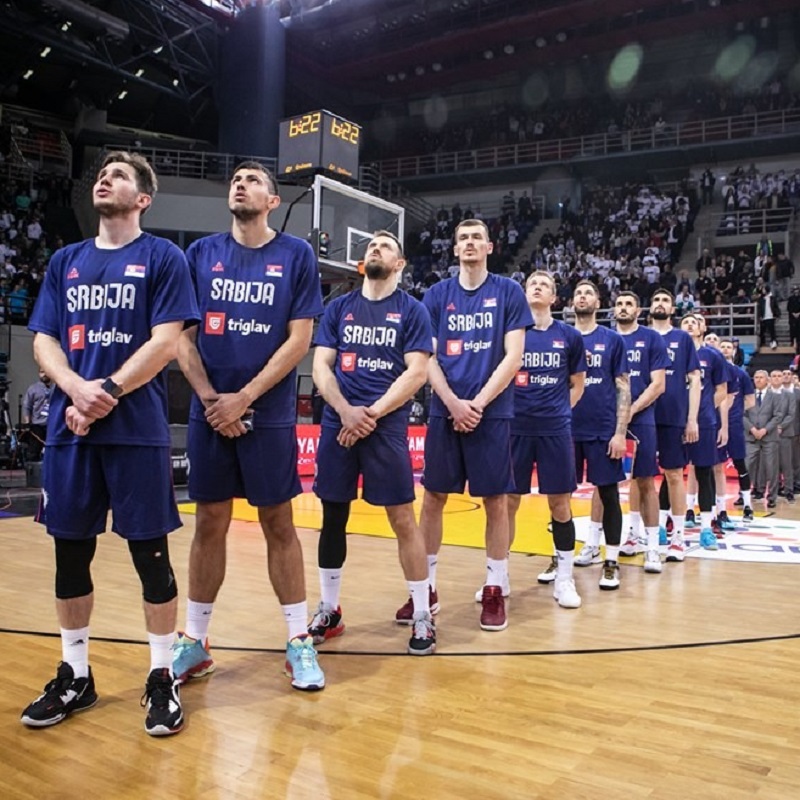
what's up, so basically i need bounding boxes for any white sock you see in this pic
[742,490,752,506]
[658,509,669,528]
[605,545,620,562]
[701,511,712,530]
[646,526,660,550]
[716,496,727,514]
[711,504,718,519]
[630,511,643,540]
[408,580,430,617]
[149,632,175,673]
[672,518,685,541]
[556,549,574,580]
[61,627,89,679]
[427,555,438,591]
[587,521,603,548]
[686,494,697,510]
[185,600,214,642]
[282,601,309,640]
[319,568,343,609]
[485,557,508,587]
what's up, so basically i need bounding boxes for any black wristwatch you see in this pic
[101,377,124,399]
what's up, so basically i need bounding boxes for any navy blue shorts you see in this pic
[38,445,181,540]
[313,425,415,506]
[687,425,719,468]
[422,416,515,497]
[657,425,688,470]
[188,421,301,506]
[721,425,746,462]
[628,423,659,479]
[574,439,626,487]
[512,432,577,495]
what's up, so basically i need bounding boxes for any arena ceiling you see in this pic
[0,0,797,141]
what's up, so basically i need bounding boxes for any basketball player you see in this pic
[570,280,630,590]
[613,292,670,572]
[22,152,199,736]
[717,337,755,523]
[309,231,435,655]
[504,271,585,606]
[680,314,730,550]
[173,162,326,691]
[411,218,530,632]
[649,288,700,562]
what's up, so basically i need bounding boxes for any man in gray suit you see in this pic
[745,370,783,509]
[780,368,798,502]
[770,369,795,503]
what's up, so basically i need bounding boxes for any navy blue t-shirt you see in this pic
[654,327,701,428]
[695,344,727,427]
[619,325,671,427]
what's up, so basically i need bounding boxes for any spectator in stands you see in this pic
[758,287,780,349]
[675,287,696,316]
[776,252,795,301]
[7,276,28,323]
[701,168,716,205]
[787,285,800,353]
[696,247,713,273]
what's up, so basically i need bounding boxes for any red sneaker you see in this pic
[479,585,507,631]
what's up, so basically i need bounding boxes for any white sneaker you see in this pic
[598,560,620,590]
[771,340,777,350]
[574,543,602,566]
[666,538,685,562]
[553,577,582,608]
[537,556,558,584]
[620,533,642,557]
[643,549,663,573]
[474,575,511,603]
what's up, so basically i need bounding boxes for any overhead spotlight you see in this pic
[415,65,425,76]
[60,21,71,31]
[397,71,407,80]
[172,78,179,86]
[387,73,396,82]
[708,0,720,6]
[760,16,770,28]
[555,32,567,43]
[117,90,128,100]
[23,69,34,80]
[503,44,515,55]
[153,45,163,54]
[484,50,494,59]
[535,37,547,48]
[40,47,51,58]
[432,62,443,72]
[135,68,144,77]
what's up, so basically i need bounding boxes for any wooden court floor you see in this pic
[2,488,800,799]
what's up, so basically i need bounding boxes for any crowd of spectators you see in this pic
[0,173,71,324]
[370,77,800,161]
[717,163,800,235]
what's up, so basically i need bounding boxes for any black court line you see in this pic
[4,627,799,657]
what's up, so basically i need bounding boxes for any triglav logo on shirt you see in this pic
[205,312,226,335]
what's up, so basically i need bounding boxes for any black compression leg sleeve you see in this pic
[695,466,715,512]
[318,500,351,569]
[734,458,751,491]
[128,536,178,604]
[659,477,671,510]
[54,537,97,599]
[598,484,622,546]
[551,518,575,552]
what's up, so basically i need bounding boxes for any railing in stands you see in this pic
[710,207,796,237]
[376,108,800,179]
[358,164,436,227]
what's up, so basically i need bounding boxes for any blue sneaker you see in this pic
[172,633,215,685]
[717,511,735,530]
[285,635,325,691]
[685,510,697,529]
[699,528,719,550]
[658,526,669,546]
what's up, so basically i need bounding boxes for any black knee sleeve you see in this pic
[734,458,751,491]
[659,477,671,510]
[128,536,177,604]
[598,484,622,546]
[54,537,97,599]
[551,518,575,552]
[319,500,350,569]
[695,466,715,511]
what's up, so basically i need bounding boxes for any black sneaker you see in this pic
[141,668,184,736]
[752,490,764,500]
[733,496,744,507]
[308,602,345,644]
[408,613,436,656]
[767,497,776,509]
[743,506,754,522]
[786,493,796,504]
[20,662,98,727]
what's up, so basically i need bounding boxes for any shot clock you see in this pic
[277,109,361,181]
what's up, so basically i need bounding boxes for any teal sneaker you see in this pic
[685,510,698,529]
[172,633,215,685]
[285,635,325,691]
[699,528,719,550]
[658,526,669,546]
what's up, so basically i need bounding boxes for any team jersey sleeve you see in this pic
[504,280,532,332]
[422,286,441,340]
[710,349,726,386]
[403,300,434,355]
[567,326,587,375]
[28,248,64,338]
[611,333,628,378]
[150,241,200,328]
[685,338,701,373]
[740,370,755,398]
[650,332,672,371]
[314,299,341,349]
[288,240,324,321]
